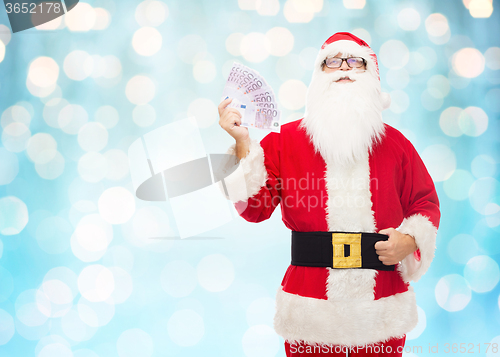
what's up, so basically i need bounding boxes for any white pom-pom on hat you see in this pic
[381,92,391,110]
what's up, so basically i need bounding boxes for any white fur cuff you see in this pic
[274,288,417,346]
[397,214,438,282]
[218,139,268,203]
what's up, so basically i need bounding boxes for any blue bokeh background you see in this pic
[0,0,499,356]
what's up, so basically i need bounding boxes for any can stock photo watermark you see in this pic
[3,0,79,32]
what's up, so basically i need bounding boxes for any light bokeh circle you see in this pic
[78,264,115,302]
[421,89,443,111]
[167,309,204,347]
[193,60,216,83]
[0,266,14,303]
[36,216,72,254]
[443,169,475,201]
[58,104,89,135]
[109,267,133,304]
[28,56,59,88]
[389,90,410,114]
[98,187,136,224]
[187,98,218,128]
[65,2,96,31]
[34,337,72,357]
[77,152,108,183]
[421,144,456,182]
[386,68,409,90]
[425,13,449,37]
[246,297,275,326]
[278,79,307,110]
[447,234,479,264]
[117,328,154,357]
[0,196,29,235]
[484,47,500,70]
[37,343,73,357]
[71,214,113,262]
[242,324,280,357]
[93,8,111,30]
[240,32,271,63]
[0,148,19,185]
[160,260,197,298]
[35,151,65,180]
[1,122,31,152]
[266,27,294,56]
[61,307,97,342]
[0,41,4,63]
[77,296,115,327]
[226,33,244,56]
[132,27,162,56]
[78,122,109,152]
[397,8,421,31]
[439,106,463,137]
[379,40,410,69]
[0,309,15,345]
[468,177,499,215]
[26,133,57,164]
[133,104,156,127]
[197,254,235,292]
[131,206,171,244]
[256,0,280,16]
[464,255,500,293]
[1,104,32,128]
[64,50,94,81]
[125,75,156,105]
[435,274,471,312]
[104,149,130,181]
[283,0,315,23]
[458,106,488,137]
[471,154,496,178]
[95,105,119,129]
[452,48,485,78]
[177,35,207,64]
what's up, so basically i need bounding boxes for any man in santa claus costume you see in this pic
[218,32,440,357]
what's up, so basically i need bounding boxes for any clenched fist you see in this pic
[375,228,417,265]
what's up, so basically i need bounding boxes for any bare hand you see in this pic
[375,228,417,265]
[218,98,250,143]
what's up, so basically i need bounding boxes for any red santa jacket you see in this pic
[221,119,440,346]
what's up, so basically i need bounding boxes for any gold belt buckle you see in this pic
[332,233,362,268]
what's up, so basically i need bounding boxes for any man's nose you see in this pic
[340,60,351,70]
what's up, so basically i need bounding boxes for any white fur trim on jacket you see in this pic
[324,152,376,233]
[326,269,377,301]
[218,139,268,203]
[274,287,418,346]
[397,214,437,282]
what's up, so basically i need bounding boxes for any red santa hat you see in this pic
[314,32,391,110]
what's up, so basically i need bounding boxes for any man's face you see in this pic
[321,52,367,83]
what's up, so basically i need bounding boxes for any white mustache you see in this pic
[322,70,363,83]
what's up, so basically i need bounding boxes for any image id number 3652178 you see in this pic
[5,2,62,14]
[441,343,498,354]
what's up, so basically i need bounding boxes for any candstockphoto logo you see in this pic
[3,0,79,33]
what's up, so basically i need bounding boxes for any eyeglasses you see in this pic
[323,57,366,69]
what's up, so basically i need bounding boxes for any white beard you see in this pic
[299,69,385,166]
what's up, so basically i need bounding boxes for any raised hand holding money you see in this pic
[218,98,251,159]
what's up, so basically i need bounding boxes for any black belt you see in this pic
[291,231,395,271]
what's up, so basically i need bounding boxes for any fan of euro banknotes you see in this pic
[221,62,281,133]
